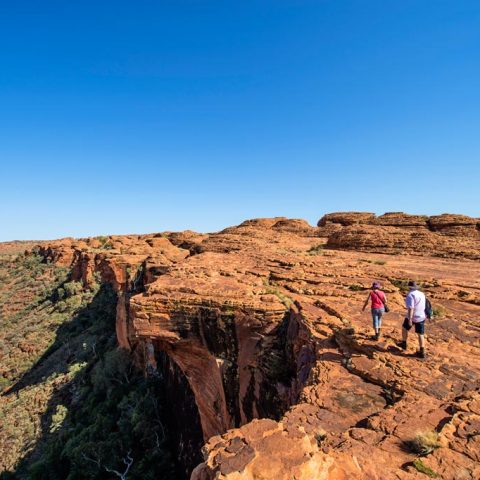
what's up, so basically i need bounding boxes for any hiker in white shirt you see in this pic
[398,281,427,358]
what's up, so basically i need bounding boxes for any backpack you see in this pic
[425,298,434,319]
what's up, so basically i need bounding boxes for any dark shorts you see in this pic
[403,318,425,334]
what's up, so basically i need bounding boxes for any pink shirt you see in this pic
[370,290,386,309]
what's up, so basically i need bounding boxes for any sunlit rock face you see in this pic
[320,212,480,259]
[35,212,480,479]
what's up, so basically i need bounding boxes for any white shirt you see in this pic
[405,289,426,322]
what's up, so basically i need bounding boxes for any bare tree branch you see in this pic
[82,451,134,480]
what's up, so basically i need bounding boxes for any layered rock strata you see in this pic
[29,212,480,479]
[319,212,480,259]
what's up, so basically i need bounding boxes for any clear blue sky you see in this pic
[1,1,479,240]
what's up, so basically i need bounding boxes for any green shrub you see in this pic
[96,236,114,250]
[412,459,439,477]
[307,244,325,255]
[390,279,411,293]
[2,277,176,479]
[28,351,176,479]
[359,258,386,264]
[49,405,68,433]
[0,376,11,393]
[63,281,83,297]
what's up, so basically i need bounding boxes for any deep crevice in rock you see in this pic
[142,307,316,478]
[198,307,241,426]
[154,350,204,479]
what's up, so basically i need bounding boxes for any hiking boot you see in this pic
[417,348,426,358]
[397,340,407,350]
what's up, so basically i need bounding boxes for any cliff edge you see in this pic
[3,212,480,479]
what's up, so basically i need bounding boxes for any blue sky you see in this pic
[1,1,479,240]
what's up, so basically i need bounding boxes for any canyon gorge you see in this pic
[1,212,480,479]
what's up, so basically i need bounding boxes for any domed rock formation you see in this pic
[317,211,376,227]
[374,212,429,227]
[323,212,480,259]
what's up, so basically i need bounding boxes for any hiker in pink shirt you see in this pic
[362,282,388,340]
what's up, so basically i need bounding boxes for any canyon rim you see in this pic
[1,212,479,479]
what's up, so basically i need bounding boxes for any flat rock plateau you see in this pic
[1,212,480,479]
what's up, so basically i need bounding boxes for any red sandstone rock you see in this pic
[429,213,478,227]
[191,419,366,480]
[326,221,480,259]
[238,217,288,228]
[317,212,480,257]
[271,218,318,236]
[24,212,480,479]
[317,211,376,226]
[429,214,480,237]
[374,212,429,227]
[327,224,437,254]
[0,240,46,255]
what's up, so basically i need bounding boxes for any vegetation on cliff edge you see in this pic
[0,254,176,479]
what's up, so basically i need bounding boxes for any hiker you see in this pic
[399,281,427,358]
[362,282,388,340]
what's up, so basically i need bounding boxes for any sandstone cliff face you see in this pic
[32,212,480,480]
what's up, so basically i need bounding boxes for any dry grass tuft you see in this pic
[410,430,441,455]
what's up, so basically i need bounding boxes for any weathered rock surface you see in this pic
[375,212,429,227]
[25,212,480,479]
[321,212,480,259]
[0,240,43,255]
[318,212,377,226]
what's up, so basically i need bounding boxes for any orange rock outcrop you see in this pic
[29,212,480,479]
[321,212,480,259]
